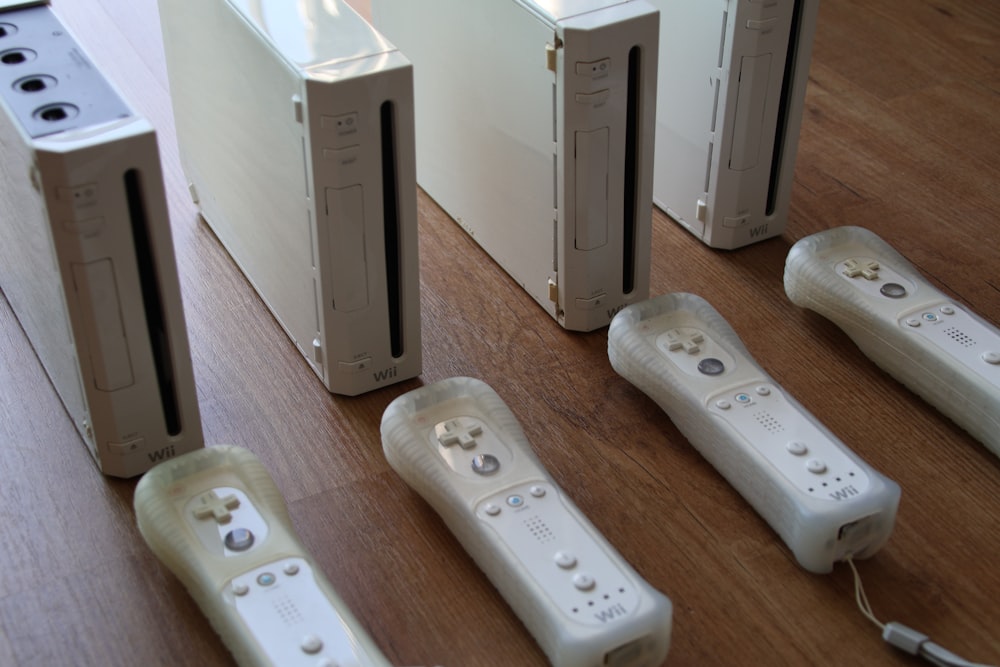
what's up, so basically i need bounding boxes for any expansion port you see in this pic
[604,637,644,666]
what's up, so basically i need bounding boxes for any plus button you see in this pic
[435,419,483,449]
[192,490,240,524]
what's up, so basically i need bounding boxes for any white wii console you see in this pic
[0,0,203,477]
[372,0,659,331]
[158,0,421,396]
[651,0,819,249]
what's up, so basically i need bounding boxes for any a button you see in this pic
[806,459,827,474]
[321,112,358,135]
[224,528,255,552]
[437,419,483,449]
[233,583,249,596]
[735,393,752,404]
[337,357,371,373]
[62,216,105,235]
[940,305,956,315]
[257,573,276,586]
[300,635,324,655]
[575,293,606,310]
[322,144,360,168]
[573,573,596,591]
[982,351,1000,365]
[755,386,771,396]
[786,441,808,456]
[471,454,500,476]
[484,503,501,516]
[530,486,546,498]
[905,318,921,328]
[881,283,907,298]
[507,495,524,508]
[575,58,610,77]
[746,17,778,30]
[574,89,610,105]
[722,214,750,228]
[554,552,577,569]
[922,312,940,323]
[698,358,726,376]
[283,563,300,576]
[716,400,732,410]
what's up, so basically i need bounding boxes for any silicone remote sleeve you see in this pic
[134,445,389,667]
[380,377,673,667]
[608,293,900,574]
[784,226,1000,455]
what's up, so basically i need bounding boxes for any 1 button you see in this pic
[786,441,808,456]
[755,386,771,396]
[283,563,300,576]
[507,495,525,508]
[257,573,276,587]
[982,352,1000,365]
[484,503,501,516]
[530,486,546,498]
[301,635,324,655]
[554,552,577,569]
[716,400,732,410]
[232,583,249,596]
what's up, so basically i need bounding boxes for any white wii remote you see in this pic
[784,226,1000,456]
[380,377,673,667]
[134,445,390,667]
[608,293,901,574]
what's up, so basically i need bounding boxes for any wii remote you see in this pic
[608,293,901,574]
[134,445,390,667]
[784,226,1000,456]
[380,376,673,667]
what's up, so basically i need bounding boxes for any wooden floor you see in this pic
[1,0,998,665]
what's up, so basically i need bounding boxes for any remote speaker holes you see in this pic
[15,75,56,93]
[1,47,35,65]
[33,103,79,122]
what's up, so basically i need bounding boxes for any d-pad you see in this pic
[192,489,240,524]
[435,419,483,449]
[843,258,880,280]
[664,328,704,355]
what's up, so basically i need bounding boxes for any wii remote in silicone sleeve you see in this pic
[608,293,900,574]
[134,445,390,667]
[784,225,1000,456]
[380,377,672,667]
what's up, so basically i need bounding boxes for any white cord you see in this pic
[844,558,997,667]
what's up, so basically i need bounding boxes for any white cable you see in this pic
[844,558,997,667]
